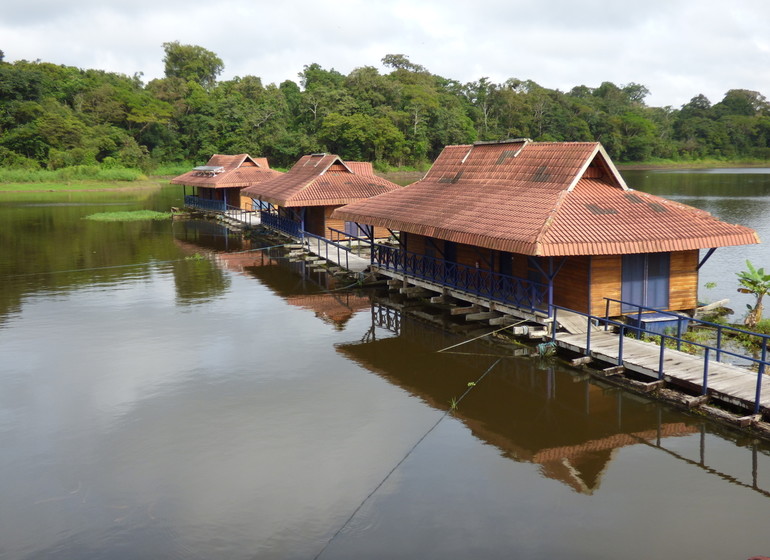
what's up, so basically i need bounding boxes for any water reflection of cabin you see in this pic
[333,140,759,323]
[171,154,283,212]
[338,309,699,494]
[240,153,400,240]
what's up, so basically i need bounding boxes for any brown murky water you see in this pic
[1,174,770,559]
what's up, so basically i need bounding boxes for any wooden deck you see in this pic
[555,330,770,415]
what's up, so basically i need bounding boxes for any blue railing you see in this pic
[552,301,770,414]
[603,297,769,364]
[327,227,372,257]
[184,195,226,212]
[260,211,303,239]
[373,244,549,314]
[304,232,351,270]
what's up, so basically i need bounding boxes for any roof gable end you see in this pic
[567,144,628,192]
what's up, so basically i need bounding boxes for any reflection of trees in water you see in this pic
[171,219,245,252]
[0,189,183,324]
[170,258,230,305]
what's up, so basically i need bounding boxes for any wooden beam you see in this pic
[601,365,625,377]
[571,356,593,366]
[465,311,501,321]
[450,305,480,316]
[399,286,434,298]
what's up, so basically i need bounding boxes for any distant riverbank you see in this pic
[1,159,769,192]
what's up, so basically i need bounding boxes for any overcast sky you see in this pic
[3,0,770,109]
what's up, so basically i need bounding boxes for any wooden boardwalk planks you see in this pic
[556,330,770,413]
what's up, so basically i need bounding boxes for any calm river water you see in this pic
[0,170,769,559]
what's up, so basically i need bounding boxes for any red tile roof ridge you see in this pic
[241,154,400,207]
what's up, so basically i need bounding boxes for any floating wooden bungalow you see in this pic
[333,139,760,324]
[171,154,283,212]
[240,153,401,241]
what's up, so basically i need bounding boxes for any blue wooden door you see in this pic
[621,253,670,311]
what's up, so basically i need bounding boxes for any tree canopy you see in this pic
[2,45,770,171]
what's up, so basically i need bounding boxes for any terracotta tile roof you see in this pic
[240,154,400,207]
[334,140,760,256]
[170,154,282,188]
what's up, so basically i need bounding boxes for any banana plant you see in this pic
[736,260,770,328]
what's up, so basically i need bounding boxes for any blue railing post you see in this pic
[716,327,723,362]
[659,335,666,380]
[605,300,611,331]
[551,307,558,343]
[755,340,767,415]
[702,348,710,396]
[586,318,592,355]
[618,326,625,366]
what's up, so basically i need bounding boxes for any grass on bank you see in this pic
[84,210,172,222]
[0,165,146,183]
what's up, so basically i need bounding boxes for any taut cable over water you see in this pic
[313,358,503,560]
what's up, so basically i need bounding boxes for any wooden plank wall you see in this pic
[455,243,493,269]
[324,206,346,238]
[305,206,325,236]
[388,235,699,318]
[553,257,590,313]
[590,255,622,316]
[669,250,699,312]
[589,250,699,316]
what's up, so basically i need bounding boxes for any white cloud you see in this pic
[3,0,770,108]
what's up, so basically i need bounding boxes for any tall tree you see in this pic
[162,41,223,89]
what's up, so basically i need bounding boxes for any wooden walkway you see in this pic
[555,330,770,415]
[303,236,371,273]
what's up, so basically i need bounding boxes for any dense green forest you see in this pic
[2,42,770,172]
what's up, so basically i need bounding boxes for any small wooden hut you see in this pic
[333,139,760,321]
[171,154,282,211]
[240,153,401,240]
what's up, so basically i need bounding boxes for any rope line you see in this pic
[313,358,502,560]
[436,320,526,353]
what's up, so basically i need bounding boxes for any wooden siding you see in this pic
[589,250,699,316]
[590,255,622,315]
[553,257,590,313]
[669,250,699,312]
[455,243,493,269]
[324,205,346,239]
[305,206,325,236]
[387,235,699,318]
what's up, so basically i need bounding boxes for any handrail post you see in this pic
[586,317,592,355]
[676,316,683,352]
[551,307,558,342]
[755,339,767,415]
[618,325,624,366]
[605,299,610,331]
[658,334,666,380]
[636,307,643,339]
[716,326,723,362]
[702,348,710,396]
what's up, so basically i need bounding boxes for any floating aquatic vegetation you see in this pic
[84,210,172,222]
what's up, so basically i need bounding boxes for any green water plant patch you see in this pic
[84,210,172,222]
